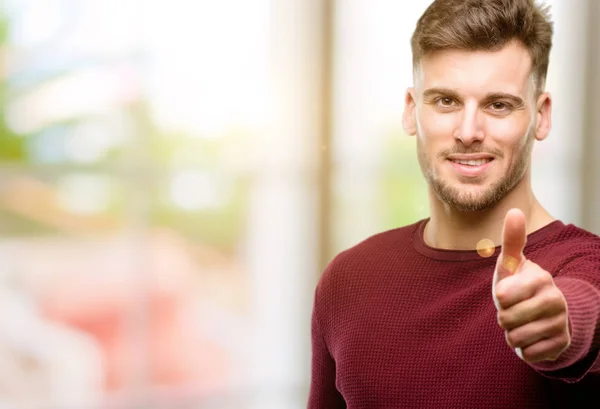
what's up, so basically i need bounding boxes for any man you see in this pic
[307,0,600,408]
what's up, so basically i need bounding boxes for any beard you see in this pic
[417,131,534,212]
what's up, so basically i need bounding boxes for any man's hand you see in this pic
[492,208,571,363]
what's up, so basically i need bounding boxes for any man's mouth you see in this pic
[449,158,493,166]
[446,156,495,177]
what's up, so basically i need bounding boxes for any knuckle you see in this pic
[522,348,546,363]
[539,269,553,285]
[553,313,569,330]
[494,286,508,304]
[545,337,569,361]
[497,311,511,328]
[530,268,550,286]
[559,334,571,350]
[521,348,536,362]
[541,290,562,308]
[549,290,564,305]
[548,349,563,362]
[505,331,520,348]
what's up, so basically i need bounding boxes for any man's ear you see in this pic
[403,87,417,136]
[534,92,552,141]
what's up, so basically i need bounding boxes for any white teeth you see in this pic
[453,159,491,166]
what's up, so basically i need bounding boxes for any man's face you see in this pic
[403,41,551,212]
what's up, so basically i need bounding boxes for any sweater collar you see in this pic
[412,218,566,261]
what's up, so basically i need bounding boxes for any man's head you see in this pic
[402,0,554,212]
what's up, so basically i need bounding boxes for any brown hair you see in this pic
[411,0,553,93]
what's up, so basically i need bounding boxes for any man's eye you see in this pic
[437,97,455,107]
[490,102,510,111]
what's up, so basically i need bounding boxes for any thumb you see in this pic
[494,208,527,283]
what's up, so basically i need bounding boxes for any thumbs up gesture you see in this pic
[492,208,571,363]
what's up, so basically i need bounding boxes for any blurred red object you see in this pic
[34,231,231,398]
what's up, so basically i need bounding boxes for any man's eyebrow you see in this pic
[422,88,460,100]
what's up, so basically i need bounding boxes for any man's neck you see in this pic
[423,177,555,251]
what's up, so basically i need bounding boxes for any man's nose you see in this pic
[454,103,485,145]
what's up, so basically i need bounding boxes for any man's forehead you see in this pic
[416,42,534,97]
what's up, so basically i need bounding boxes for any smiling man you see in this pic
[307,1,600,408]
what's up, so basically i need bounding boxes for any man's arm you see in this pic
[307,290,346,409]
[527,274,600,381]
[493,209,600,382]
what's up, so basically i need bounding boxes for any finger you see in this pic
[501,208,527,259]
[497,293,563,330]
[518,333,571,363]
[502,312,566,348]
[494,262,552,309]
[495,208,527,283]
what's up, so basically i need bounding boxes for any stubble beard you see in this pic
[417,132,534,213]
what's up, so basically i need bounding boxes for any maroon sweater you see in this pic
[308,219,600,408]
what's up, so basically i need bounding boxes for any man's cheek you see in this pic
[420,116,457,140]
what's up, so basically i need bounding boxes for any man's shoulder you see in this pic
[562,223,600,241]
[335,219,423,261]
[554,223,600,260]
[316,219,424,289]
[542,222,600,250]
[529,221,600,274]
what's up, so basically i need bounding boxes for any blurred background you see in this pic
[0,0,598,408]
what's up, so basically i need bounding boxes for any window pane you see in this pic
[1,1,316,408]
[332,0,432,254]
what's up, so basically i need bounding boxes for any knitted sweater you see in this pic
[308,219,600,408]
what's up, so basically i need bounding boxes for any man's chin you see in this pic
[445,199,495,213]
[434,186,498,212]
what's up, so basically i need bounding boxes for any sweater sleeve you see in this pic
[529,242,600,382]
[307,287,346,409]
